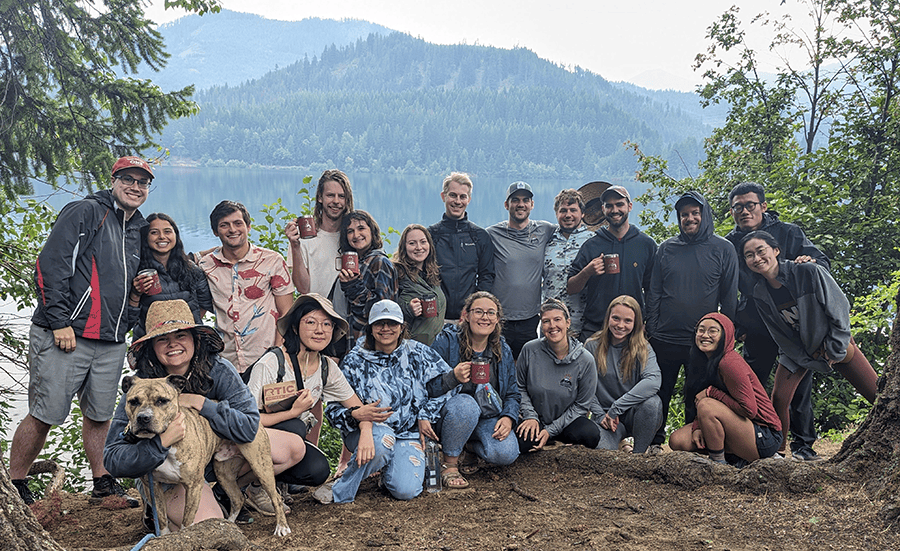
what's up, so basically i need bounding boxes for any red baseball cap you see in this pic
[111,156,154,180]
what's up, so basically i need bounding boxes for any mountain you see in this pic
[139,10,393,91]
[152,17,721,179]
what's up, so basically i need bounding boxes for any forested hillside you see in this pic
[159,31,716,178]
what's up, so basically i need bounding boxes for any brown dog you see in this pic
[122,375,290,536]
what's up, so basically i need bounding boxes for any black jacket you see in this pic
[33,190,145,342]
[428,213,495,319]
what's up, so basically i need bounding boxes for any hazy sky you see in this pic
[146,1,814,91]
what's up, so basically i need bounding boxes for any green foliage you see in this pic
[255,198,298,257]
[297,175,315,216]
[0,0,209,193]
[634,1,900,434]
[37,406,90,493]
[318,419,344,473]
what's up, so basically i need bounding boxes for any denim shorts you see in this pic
[755,423,783,458]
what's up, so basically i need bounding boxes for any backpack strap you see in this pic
[240,346,284,384]
[320,354,329,390]
[286,349,304,390]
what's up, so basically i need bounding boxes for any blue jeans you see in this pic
[437,394,519,465]
[331,424,425,503]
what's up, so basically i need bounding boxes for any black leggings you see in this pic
[518,415,600,453]
[270,418,331,487]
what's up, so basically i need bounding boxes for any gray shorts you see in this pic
[28,324,127,425]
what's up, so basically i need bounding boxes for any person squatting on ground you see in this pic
[104,300,292,531]
[515,299,601,452]
[245,293,391,511]
[741,231,878,457]
[669,313,783,464]
[323,300,455,503]
[586,295,663,454]
[429,291,521,488]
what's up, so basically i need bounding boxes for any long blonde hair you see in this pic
[586,295,649,382]
[458,292,504,363]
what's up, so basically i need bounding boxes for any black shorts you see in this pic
[755,423,783,458]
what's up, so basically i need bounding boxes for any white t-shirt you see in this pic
[291,229,347,316]
[246,349,355,427]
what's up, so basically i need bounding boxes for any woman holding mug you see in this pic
[130,213,213,339]
[394,224,446,345]
[339,210,397,340]
[429,291,520,488]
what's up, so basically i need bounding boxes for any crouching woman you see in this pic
[669,313,782,464]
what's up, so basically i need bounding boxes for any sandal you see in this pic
[458,450,481,475]
[441,465,470,489]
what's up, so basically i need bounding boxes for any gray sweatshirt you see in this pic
[516,336,597,438]
[584,339,661,420]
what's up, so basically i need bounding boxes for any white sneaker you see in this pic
[244,483,290,516]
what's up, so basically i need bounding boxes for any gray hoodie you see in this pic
[645,191,739,345]
[516,336,597,438]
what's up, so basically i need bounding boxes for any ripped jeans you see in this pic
[331,424,425,503]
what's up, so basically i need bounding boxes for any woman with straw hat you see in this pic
[103,299,286,531]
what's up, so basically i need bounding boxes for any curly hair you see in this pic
[133,329,224,396]
[585,295,649,382]
[392,224,441,287]
[458,291,504,363]
[339,210,383,254]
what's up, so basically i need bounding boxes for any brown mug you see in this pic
[422,297,438,318]
[471,358,490,385]
[297,216,316,239]
[336,252,360,275]
[137,269,162,295]
[603,253,620,275]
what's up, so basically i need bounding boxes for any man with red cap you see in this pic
[9,156,152,507]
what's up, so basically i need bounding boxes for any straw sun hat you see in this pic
[130,299,220,352]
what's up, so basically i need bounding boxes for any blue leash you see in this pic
[129,472,160,551]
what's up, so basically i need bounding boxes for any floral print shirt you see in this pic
[200,245,293,372]
[542,225,593,335]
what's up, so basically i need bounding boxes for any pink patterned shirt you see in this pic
[200,245,293,373]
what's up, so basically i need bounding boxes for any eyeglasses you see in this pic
[695,327,721,337]
[470,308,498,319]
[300,318,334,331]
[730,201,761,214]
[116,175,152,189]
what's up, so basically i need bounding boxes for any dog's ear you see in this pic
[166,374,188,392]
[122,375,137,394]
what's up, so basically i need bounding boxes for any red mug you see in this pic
[137,269,162,295]
[603,254,620,275]
[297,216,316,239]
[335,252,359,275]
[422,297,438,318]
[471,359,490,385]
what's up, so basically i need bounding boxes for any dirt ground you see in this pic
[33,439,898,551]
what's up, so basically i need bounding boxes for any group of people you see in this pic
[7,158,880,531]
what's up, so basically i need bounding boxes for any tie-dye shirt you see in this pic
[326,339,454,439]
[200,245,293,373]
